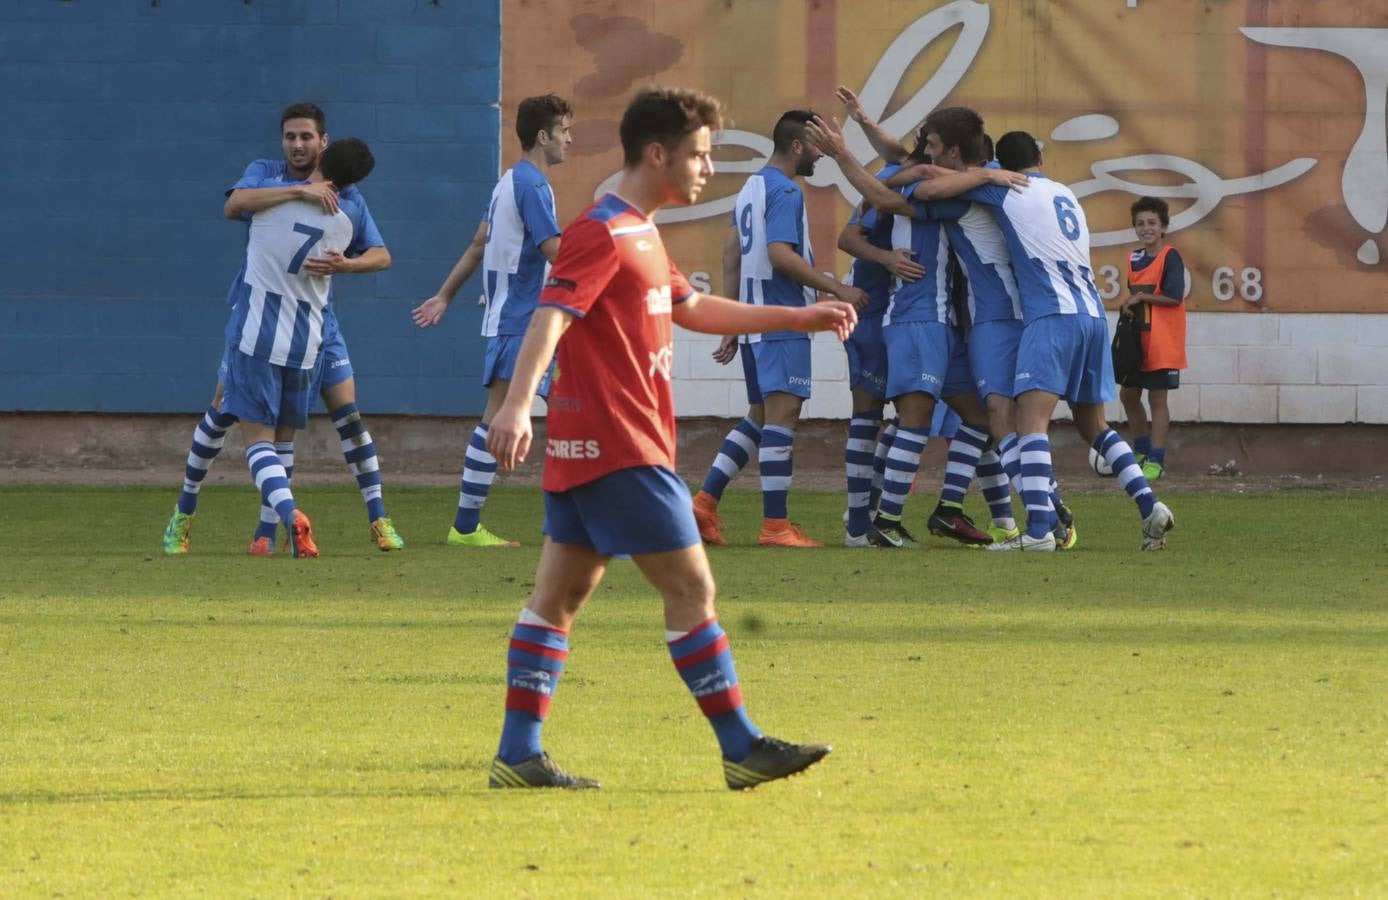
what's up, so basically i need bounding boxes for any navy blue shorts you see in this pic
[543,465,701,557]
[312,306,354,394]
[1014,313,1116,405]
[844,314,888,399]
[884,320,974,400]
[742,338,811,403]
[221,349,313,429]
[483,334,554,398]
[968,318,1023,401]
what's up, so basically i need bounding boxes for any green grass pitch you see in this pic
[1,484,1385,896]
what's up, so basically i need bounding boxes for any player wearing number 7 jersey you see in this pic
[220,138,379,557]
[929,131,1173,550]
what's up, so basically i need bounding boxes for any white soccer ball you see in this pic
[1088,446,1115,476]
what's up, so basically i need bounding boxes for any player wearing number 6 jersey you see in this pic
[482,88,853,791]
[221,138,378,558]
[924,131,1174,551]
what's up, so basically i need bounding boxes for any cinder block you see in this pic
[378,104,461,142]
[1278,385,1356,424]
[377,26,456,64]
[1318,346,1387,386]
[810,336,848,381]
[1188,312,1278,346]
[1278,314,1363,347]
[1182,346,1237,384]
[1352,316,1388,347]
[1237,345,1316,384]
[338,65,417,103]
[675,380,736,417]
[1357,387,1388,424]
[1165,385,1201,422]
[802,387,852,420]
[1199,384,1277,423]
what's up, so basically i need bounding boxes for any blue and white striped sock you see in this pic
[940,423,989,507]
[454,423,497,534]
[246,441,297,525]
[331,403,385,522]
[701,417,761,501]
[845,412,881,536]
[758,425,794,520]
[177,406,237,516]
[1019,432,1056,539]
[255,440,294,541]
[1095,428,1156,518]
[977,449,1015,529]
[998,432,1022,498]
[869,418,899,514]
[877,426,927,521]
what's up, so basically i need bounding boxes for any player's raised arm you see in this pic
[486,305,574,470]
[225,182,340,219]
[673,292,857,343]
[806,116,914,218]
[414,220,489,328]
[835,85,910,164]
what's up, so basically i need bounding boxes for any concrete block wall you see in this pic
[672,314,1388,424]
[0,0,501,415]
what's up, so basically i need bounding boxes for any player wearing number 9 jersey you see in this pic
[942,131,1173,551]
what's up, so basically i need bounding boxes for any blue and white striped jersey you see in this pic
[222,158,385,307]
[929,196,1023,324]
[883,185,953,327]
[733,166,814,343]
[848,162,902,319]
[481,159,561,337]
[963,175,1105,323]
[231,200,353,369]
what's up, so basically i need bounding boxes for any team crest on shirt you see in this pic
[645,285,672,315]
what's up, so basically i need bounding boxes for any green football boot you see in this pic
[447,524,519,548]
[369,516,405,551]
[163,509,193,555]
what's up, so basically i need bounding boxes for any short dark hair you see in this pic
[320,138,375,189]
[619,87,724,168]
[923,106,984,162]
[516,93,574,151]
[281,102,326,134]
[995,131,1042,172]
[980,132,995,163]
[772,109,816,154]
[1130,196,1170,227]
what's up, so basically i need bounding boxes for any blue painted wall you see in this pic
[0,0,501,415]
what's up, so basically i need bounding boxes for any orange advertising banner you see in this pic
[502,0,1388,313]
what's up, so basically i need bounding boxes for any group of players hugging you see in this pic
[158,83,1182,789]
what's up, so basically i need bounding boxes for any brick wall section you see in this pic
[0,0,500,415]
[672,313,1388,424]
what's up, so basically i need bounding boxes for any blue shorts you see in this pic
[483,334,554,399]
[221,349,314,429]
[843,315,888,399]
[312,307,354,395]
[1014,313,1116,405]
[741,339,812,403]
[968,319,1023,401]
[884,320,974,401]
[543,465,701,557]
[930,401,962,438]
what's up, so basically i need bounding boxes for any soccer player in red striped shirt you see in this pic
[484,87,856,791]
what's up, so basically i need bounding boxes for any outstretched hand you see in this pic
[834,85,868,124]
[804,116,848,160]
[711,335,738,365]
[412,295,449,328]
[796,299,858,342]
[883,248,925,282]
